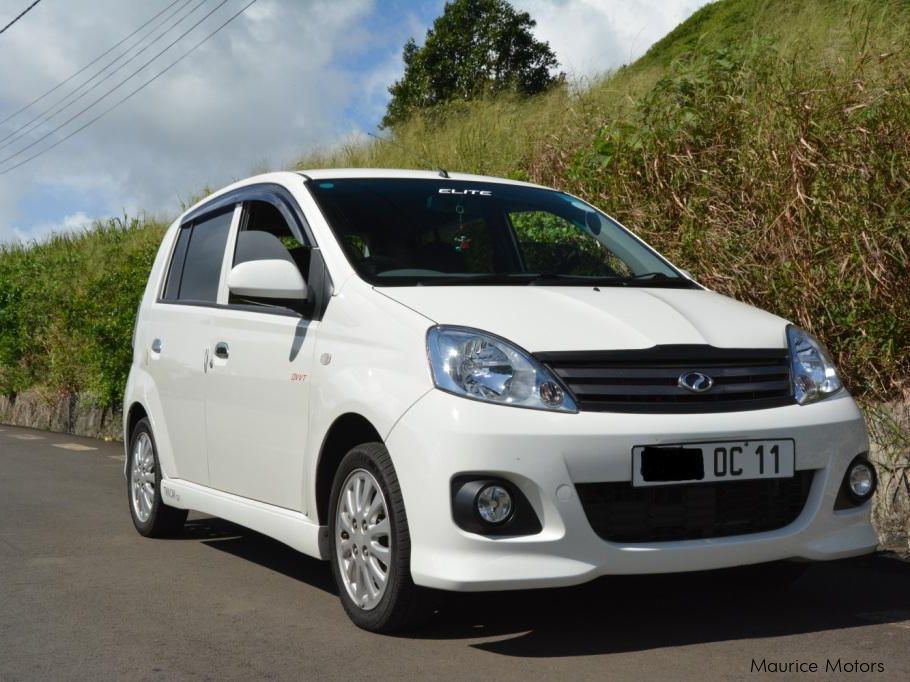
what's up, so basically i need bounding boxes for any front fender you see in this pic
[304,279,434,518]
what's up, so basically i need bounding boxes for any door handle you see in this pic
[151,338,162,354]
[214,342,230,360]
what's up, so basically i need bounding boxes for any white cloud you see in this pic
[0,0,376,242]
[515,0,710,78]
[11,211,94,243]
[0,0,710,243]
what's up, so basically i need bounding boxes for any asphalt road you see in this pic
[1,424,909,681]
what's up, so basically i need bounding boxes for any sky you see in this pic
[0,0,708,243]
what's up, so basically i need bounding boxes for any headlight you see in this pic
[787,325,843,405]
[426,326,577,412]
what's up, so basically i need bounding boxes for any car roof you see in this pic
[297,168,548,189]
[178,169,551,223]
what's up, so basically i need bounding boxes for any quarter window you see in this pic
[234,200,308,273]
[229,200,310,309]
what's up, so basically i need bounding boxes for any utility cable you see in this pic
[0,0,259,176]
[0,0,43,36]
[0,0,232,166]
[0,0,203,151]
[0,0,185,127]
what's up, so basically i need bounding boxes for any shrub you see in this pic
[0,217,166,406]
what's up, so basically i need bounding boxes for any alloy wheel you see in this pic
[130,432,156,523]
[335,468,392,611]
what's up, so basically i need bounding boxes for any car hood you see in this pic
[376,286,790,352]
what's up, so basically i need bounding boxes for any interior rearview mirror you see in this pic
[228,259,308,301]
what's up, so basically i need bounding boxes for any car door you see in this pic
[147,205,239,484]
[203,197,318,511]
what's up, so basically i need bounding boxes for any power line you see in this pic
[0,0,42,36]
[0,0,186,128]
[0,0,231,166]
[0,0,202,151]
[0,0,200,150]
[0,0,259,176]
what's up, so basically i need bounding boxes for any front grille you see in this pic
[535,345,794,413]
[576,472,814,543]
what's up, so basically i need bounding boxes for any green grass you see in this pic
[1,0,908,412]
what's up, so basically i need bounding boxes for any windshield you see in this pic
[307,178,694,287]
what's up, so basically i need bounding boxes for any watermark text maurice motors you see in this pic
[751,658,885,674]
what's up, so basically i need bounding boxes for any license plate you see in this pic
[632,439,795,487]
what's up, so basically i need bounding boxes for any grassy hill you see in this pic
[1,0,908,412]
[300,0,910,403]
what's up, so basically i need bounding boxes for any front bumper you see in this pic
[385,390,877,591]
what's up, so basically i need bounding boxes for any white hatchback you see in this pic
[124,169,878,632]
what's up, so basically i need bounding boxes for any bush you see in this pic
[566,43,910,400]
[0,217,166,406]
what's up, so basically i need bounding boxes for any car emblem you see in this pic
[678,371,714,393]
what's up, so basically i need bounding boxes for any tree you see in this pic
[382,0,560,128]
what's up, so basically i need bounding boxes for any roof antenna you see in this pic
[367,132,449,178]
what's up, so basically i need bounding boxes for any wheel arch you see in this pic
[315,413,383,525]
[126,401,149,445]
[123,401,150,477]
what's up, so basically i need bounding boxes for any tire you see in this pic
[127,417,188,538]
[328,442,424,633]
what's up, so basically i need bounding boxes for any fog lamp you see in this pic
[847,460,876,500]
[476,485,513,524]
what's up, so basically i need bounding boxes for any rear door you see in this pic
[146,205,239,484]
[203,197,318,510]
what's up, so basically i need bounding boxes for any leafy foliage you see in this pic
[382,0,559,128]
[0,217,166,406]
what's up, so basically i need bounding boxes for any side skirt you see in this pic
[160,478,329,560]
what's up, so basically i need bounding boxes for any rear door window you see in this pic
[162,225,192,301]
[169,209,233,303]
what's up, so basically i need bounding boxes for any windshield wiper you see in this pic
[529,271,695,287]
[378,271,696,288]
[617,272,696,287]
[409,274,532,286]
[526,273,623,286]
[625,271,674,280]
[398,273,623,286]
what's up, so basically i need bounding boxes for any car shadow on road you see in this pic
[424,552,910,657]
[181,516,910,656]
[182,515,337,592]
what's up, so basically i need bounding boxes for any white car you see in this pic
[124,169,878,632]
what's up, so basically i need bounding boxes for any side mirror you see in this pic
[228,259,308,301]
